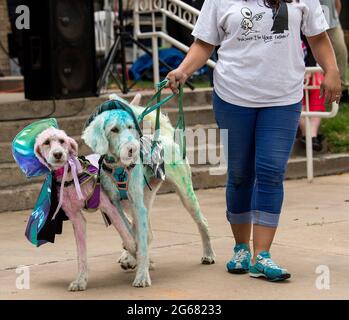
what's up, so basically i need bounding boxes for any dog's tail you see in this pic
[130,93,142,107]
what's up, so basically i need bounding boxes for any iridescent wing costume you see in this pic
[12,119,101,246]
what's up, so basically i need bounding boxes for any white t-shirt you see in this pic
[191,0,329,107]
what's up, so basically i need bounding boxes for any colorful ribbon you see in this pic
[52,156,84,220]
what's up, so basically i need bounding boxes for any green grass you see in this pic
[320,101,349,153]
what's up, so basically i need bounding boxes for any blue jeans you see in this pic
[212,90,302,227]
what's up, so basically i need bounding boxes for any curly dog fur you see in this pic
[35,128,136,291]
[82,94,215,287]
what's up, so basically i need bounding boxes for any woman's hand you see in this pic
[166,68,189,94]
[320,69,342,104]
[306,32,341,104]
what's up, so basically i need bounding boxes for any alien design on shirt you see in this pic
[240,7,265,36]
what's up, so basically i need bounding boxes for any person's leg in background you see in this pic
[212,90,257,273]
[299,73,326,151]
[327,24,349,102]
[250,102,302,281]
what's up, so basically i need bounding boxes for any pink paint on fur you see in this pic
[34,127,136,290]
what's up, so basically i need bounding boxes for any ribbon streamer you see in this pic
[52,156,84,220]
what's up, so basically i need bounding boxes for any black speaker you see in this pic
[22,0,97,100]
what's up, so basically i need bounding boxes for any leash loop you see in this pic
[138,79,186,159]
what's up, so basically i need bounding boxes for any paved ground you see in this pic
[1,174,349,300]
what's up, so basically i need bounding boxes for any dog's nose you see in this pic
[128,146,135,158]
[53,152,63,160]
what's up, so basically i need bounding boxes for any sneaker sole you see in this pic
[228,268,248,274]
[249,272,291,282]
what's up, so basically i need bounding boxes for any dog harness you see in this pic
[101,158,131,201]
[84,80,180,202]
[101,135,165,201]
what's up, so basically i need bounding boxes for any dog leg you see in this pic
[100,171,135,242]
[100,171,140,269]
[119,179,162,271]
[100,191,137,256]
[143,179,163,270]
[117,204,138,270]
[129,165,151,287]
[144,179,162,244]
[65,209,88,291]
[118,250,137,270]
[166,163,216,265]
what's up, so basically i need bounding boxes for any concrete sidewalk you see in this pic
[0,174,349,300]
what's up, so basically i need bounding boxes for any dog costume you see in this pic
[12,119,102,246]
[85,98,167,201]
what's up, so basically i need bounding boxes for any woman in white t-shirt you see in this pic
[166,0,341,281]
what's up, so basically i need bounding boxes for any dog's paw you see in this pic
[118,251,137,270]
[201,255,216,265]
[68,278,87,292]
[132,269,151,288]
[118,251,156,271]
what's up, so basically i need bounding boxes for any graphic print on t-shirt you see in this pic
[240,7,266,36]
[271,2,289,34]
[237,2,290,43]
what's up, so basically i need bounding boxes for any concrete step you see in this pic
[0,125,328,164]
[0,87,214,121]
[292,138,329,156]
[0,76,24,91]
[0,105,215,142]
[1,144,223,188]
[0,164,226,212]
[0,124,219,163]
[1,153,349,212]
[0,135,93,164]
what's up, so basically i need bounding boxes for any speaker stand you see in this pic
[97,0,194,95]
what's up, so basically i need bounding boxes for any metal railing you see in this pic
[133,1,339,182]
[133,0,216,85]
[95,10,116,57]
[302,67,339,182]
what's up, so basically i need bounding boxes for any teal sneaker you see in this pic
[226,243,251,274]
[249,251,291,281]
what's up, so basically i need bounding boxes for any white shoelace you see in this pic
[233,249,249,262]
[258,257,280,269]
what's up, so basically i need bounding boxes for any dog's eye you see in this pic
[128,125,133,130]
[59,139,65,144]
[111,127,119,133]
[44,140,50,146]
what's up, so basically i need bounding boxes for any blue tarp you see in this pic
[129,47,208,81]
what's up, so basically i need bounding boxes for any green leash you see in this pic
[175,84,186,159]
[138,79,186,159]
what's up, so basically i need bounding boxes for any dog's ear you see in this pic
[130,93,142,106]
[82,114,109,155]
[34,141,49,167]
[67,137,79,156]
